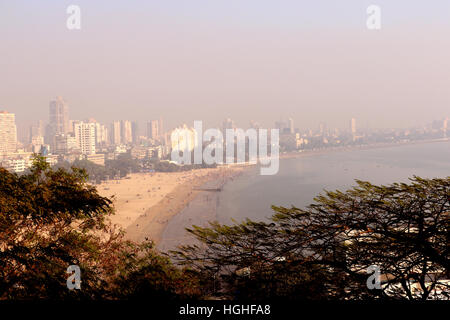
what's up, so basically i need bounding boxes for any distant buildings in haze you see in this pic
[0,111,17,154]
[2,97,450,174]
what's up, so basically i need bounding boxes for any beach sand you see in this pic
[98,167,244,245]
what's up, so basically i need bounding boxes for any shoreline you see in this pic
[157,138,450,251]
[101,137,449,249]
[280,137,450,160]
[157,166,254,252]
[116,167,244,245]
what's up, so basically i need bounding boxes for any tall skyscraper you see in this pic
[29,120,43,143]
[74,121,96,155]
[0,111,17,154]
[95,123,109,146]
[159,117,164,136]
[85,119,109,147]
[111,121,121,145]
[49,97,69,135]
[288,118,294,134]
[350,118,356,134]
[53,133,75,155]
[350,118,357,141]
[147,120,159,140]
[121,120,133,144]
[132,121,139,144]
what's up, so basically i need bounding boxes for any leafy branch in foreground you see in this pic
[0,155,199,300]
[172,176,450,300]
[1,156,448,300]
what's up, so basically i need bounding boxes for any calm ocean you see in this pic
[159,141,450,252]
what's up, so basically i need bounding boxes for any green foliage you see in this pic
[105,153,141,177]
[154,161,216,172]
[0,155,111,299]
[0,155,198,300]
[52,153,141,182]
[108,241,201,300]
[172,176,450,300]
[2,156,448,300]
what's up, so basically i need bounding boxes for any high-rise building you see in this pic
[350,118,356,139]
[97,123,109,146]
[49,96,69,135]
[111,121,121,145]
[74,121,96,155]
[132,121,139,144]
[87,119,109,147]
[288,118,294,134]
[147,120,159,140]
[53,133,77,155]
[68,120,75,134]
[47,97,69,151]
[29,120,43,143]
[0,111,17,154]
[121,120,132,144]
[31,135,44,152]
[159,117,164,136]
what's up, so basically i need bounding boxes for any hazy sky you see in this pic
[1,0,450,134]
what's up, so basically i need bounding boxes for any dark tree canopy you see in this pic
[1,156,448,300]
[0,156,199,300]
[172,177,450,300]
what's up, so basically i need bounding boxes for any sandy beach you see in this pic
[98,166,244,245]
[97,139,450,248]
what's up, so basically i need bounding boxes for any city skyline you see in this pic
[2,1,450,135]
[2,104,449,147]
[3,99,449,144]
[1,99,448,158]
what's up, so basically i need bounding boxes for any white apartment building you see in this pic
[0,111,17,155]
[74,121,96,155]
[49,96,70,135]
[0,151,33,173]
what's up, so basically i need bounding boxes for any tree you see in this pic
[108,241,201,300]
[0,155,113,299]
[172,177,450,300]
[105,153,141,177]
[0,155,199,300]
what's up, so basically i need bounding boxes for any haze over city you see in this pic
[2,0,450,138]
[1,0,450,308]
